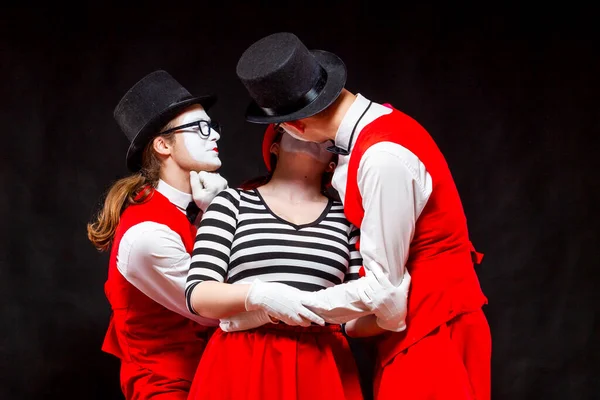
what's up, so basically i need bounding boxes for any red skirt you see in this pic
[188,323,364,400]
[374,309,491,400]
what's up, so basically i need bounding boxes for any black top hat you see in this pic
[114,70,217,172]
[236,32,346,124]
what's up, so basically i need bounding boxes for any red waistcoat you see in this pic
[102,188,207,381]
[344,108,487,366]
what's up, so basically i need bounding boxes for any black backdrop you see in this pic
[1,3,598,399]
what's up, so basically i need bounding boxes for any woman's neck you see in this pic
[260,169,324,202]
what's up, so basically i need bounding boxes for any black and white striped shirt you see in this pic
[185,188,362,314]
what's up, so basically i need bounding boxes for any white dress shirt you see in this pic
[116,179,219,327]
[331,94,433,286]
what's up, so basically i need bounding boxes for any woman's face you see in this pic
[272,132,335,179]
[169,105,222,172]
[279,132,332,164]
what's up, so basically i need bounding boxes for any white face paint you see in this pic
[278,124,311,142]
[176,108,221,168]
[280,132,332,163]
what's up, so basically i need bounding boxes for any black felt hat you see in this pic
[113,70,217,172]
[236,32,346,124]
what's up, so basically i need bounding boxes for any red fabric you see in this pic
[343,107,488,366]
[374,310,491,400]
[358,266,366,277]
[103,188,210,395]
[188,324,364,400]
[470,241,485,264]
[120,362,193,400]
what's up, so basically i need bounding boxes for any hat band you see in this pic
[260,66,327,118]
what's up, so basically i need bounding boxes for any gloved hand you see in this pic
[189,171,228,212]
[299,273,386,324]
[300,260,411,327]
[245,279,326,327]
[358,262,411,332]
[219,310,276,332]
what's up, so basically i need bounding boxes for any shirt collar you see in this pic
[334,94,373,154]
[156,179,192,211]
[333,94,392,155]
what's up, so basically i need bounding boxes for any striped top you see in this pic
[185,188,362,314]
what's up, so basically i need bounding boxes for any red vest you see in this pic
[102,188,207,381]
[344,108,487,366]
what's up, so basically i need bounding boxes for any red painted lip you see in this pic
[213,149,219,153]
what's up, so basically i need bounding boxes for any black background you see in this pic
[1,2,598,399]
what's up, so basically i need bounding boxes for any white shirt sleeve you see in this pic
[116,221,219,326]
[303,142,433,324]
[357,142,433,285]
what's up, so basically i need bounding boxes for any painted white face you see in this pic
[176,108,221,169]
[280,132,332,163]
[278,123,311,142]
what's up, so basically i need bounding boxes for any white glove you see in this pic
[300,267,389,324]
[189,171,228,212]
[219,310,275,332]
[245,279,326,327]
[301,260,411,327]
[358,262,411,332]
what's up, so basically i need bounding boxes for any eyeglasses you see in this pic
[160,119,221,139]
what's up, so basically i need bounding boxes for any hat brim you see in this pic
[126,94,217,172]
[244,50,347,124]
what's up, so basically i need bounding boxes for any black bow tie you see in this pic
[186,201,201,224]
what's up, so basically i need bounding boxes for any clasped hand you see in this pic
[190,171,228,212]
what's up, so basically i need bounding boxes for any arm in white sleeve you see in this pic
[357,143,431,329]
[357,142,431,285]
[117,222,218,326]
[302,142,431,324]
